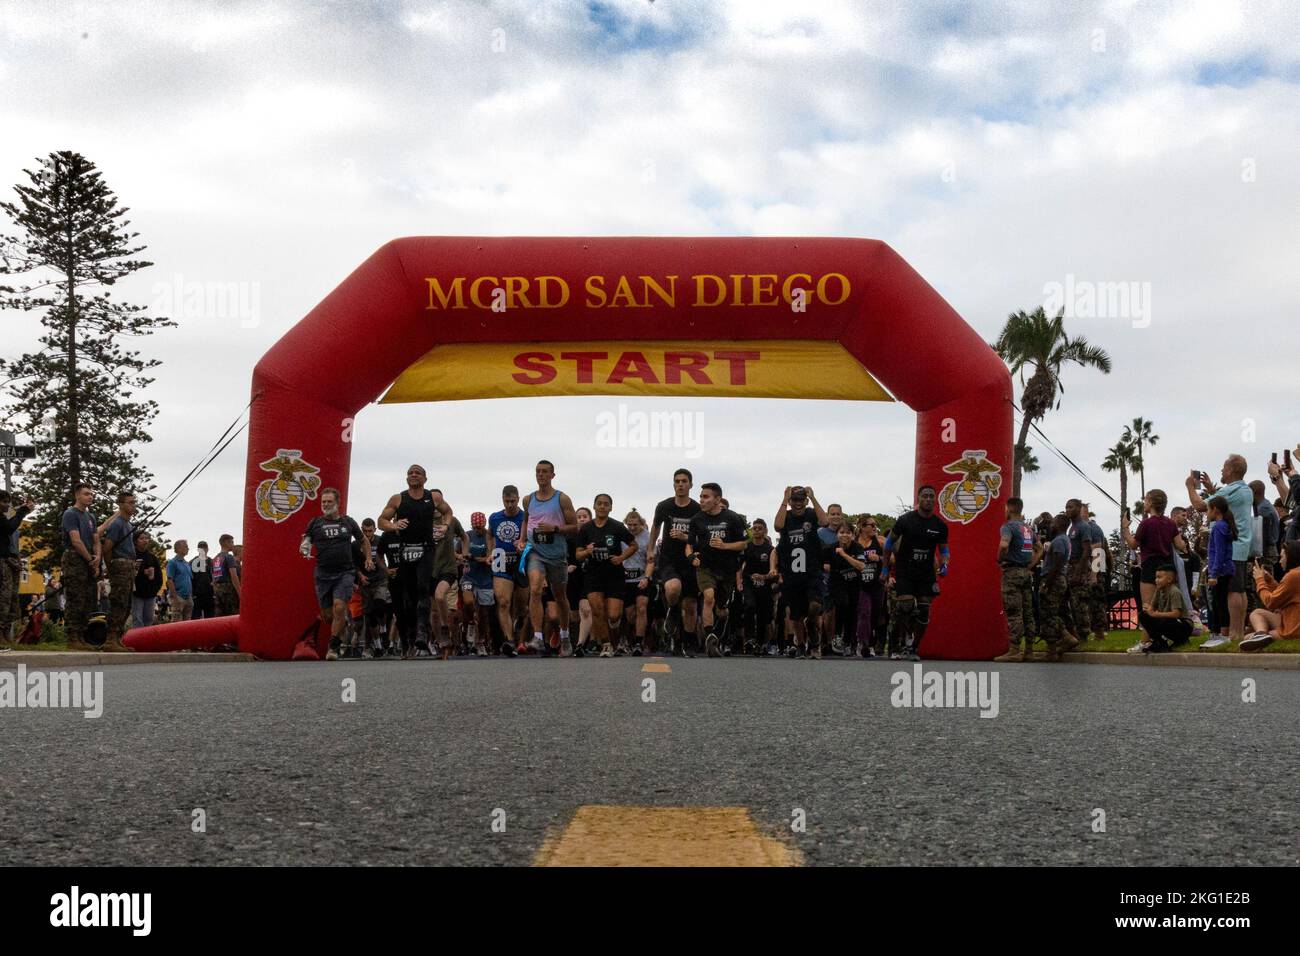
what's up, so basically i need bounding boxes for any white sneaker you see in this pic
[1200,635,1230,649]
[529,635,545,653]
[1125,641,1151,654]
[599,642,614,658]
[559,637,572,658]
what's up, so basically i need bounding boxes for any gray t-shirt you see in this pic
[104,515,136,561]
[61,507,96,553]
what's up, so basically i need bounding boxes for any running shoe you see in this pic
[1125,641,1151,654]
[560,637,572,658]
[830,636,844,655]
[616,640,630,657]
[599,642,614,658]
[1200,635,1231,649]
[721,643,732,657]
[476,644,488,657]
[500,641,516,657]
[632,645,643,657]
[1240,632,1275,652]
[705,633,720,657]
[529,635,545,654]
[810,645,822,660]
[573,643,585,658]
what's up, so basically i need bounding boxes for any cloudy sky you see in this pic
[2,0,1298,542]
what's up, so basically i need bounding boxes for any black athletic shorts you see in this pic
[782,576,819,618]
[657,562,698,599]
[584,563,624,599]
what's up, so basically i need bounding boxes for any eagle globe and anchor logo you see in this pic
[254,449,322,523]
[937,449,1002,524]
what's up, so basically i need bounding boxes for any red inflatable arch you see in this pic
[126,237,1012,660]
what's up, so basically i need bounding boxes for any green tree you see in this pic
[1101,438,1139,521]
[0,151,173,569]
[1122,417,1159,500]
[992,306,1112,497]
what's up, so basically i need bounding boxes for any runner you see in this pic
[851,516,888,657]
[884,485,950,661]
[818,503,848,653]
[377,525,405,657]
[298,487,371,661]
[567,508,593,655]
[462,512,495,657]
[621,509,653,655]
[428,490,467,658]
[774,485,828,659]
[686,482,748,657]
[378,465,453,659]
[826,524,863,655]
[646,468,702,657]
[522,460,578,656]
[488,485,526,656]
[740,517,778,655]
[576,494,637,658]
[357,518,392,658]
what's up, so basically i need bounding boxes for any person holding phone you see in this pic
[1121,489,1185,609]
[1187,456,1254,646]
[1243,540,1300,651]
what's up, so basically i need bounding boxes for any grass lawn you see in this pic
[1070,629,1299,654]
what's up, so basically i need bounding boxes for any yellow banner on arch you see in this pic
[380,340,894,404]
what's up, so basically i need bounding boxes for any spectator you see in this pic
[1120,489,1184,608]
[99,491,139,652]
[166,539,194,621]
[1186,456,1253,645]
[132,531,162,629]
[1266,455,1299,544]
[1135,564,1192,652]
[190,540,216,619]
[1243,539,1300,651]
[1251,481,1280,573]
[60,483,101,651]
[212,536,242,616]
[44,572,64,625]
[1203,496,1237,643]
[0,490,34,643]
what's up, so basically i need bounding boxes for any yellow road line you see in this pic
[534,805,801,867]
[642,662,671,673]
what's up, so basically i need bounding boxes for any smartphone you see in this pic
[1273,452,1280,466]
[1287,449,1293,470]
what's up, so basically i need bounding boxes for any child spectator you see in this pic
[1136,564,1192,652]
[1204,496,1237,645]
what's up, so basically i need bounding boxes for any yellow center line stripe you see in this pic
[534,805,801,867]
[642,663,671,673]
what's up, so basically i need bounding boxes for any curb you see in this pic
[1062,651,1300,670]
[0,651,256,668]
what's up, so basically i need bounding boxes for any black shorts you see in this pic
[623,573,652,606]
[1227,560,1248,593]
[781,577,820,618]
[657,562,698,599]
[433,571,458,587]
[584,563,624,599]
[1138,557,1169,584]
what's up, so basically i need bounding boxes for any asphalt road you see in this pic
[2,657,1297,866]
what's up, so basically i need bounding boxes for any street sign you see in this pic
[0,445,36,460]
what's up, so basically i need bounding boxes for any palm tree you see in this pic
[1122,417,1159,500]
[992,307,1113,497]
[1017,445,1041,477]
[1101,439,1138,519]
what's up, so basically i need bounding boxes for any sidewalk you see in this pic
[0,650,255,668]
[1061,651,1300,670]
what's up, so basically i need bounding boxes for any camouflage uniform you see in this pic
[61,550,97,642]
[1066,548,1100,640]
[107,557,137,641]
[999,565,1035,651]
[215,581,240,616]
[1037,575,1072,646]
[0,557,21,638]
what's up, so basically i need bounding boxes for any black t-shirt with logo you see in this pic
[743,540,776,586]
[777,508,824,579]
[891,510,949,587]
[687,508,747,573]
[857,534,887,587]
[577,518,635,565]
[305,515,365,573]
[652,497,701,568]
[829,541,863,597]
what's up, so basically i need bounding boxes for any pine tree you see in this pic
[0,151,173,570]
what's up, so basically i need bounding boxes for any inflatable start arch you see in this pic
[127,237,1012,660]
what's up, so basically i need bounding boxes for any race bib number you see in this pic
[534,530,554,544]
[402,544,426,563]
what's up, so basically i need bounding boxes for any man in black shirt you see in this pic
[575,493,637,658]
[300,487,372,661]
[646,468,702,655]
[357,518,392,658]
[775,485,828,658]
[885,484,950,661]
[686,482,748,657]
[740,518,779,655]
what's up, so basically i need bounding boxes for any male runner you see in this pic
[428,490,467,656]
[775,485,828,658]
[522,460,578,656]
[357,518,392,658]
[646,468,702,656]
[885,485,950,661]
[576,494,637,658]
[488,485,526,656]
[817,503,848,651]
[462,512,496,657]
[740,517,778,655]
[299,487,372,661]
[378,464,452,658]
[686,482,748,657]
[99,491,138,652]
